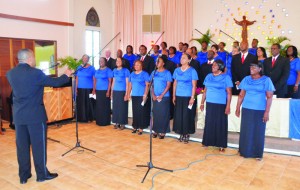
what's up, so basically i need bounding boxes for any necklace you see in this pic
[181,66,189,72]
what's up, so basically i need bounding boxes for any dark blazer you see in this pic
[6,63,70,125]
[140,55,156,75]
[164,60,176,75]
[231,52,257,94]
[189,59,201,87]
[264,55,290,97]
[106,57,116,70]
[121,58,131,71]
[199,62,213,88]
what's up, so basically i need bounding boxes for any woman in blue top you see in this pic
[123,45,138,69]
[200,60,233,151]
[93,57,113,126]
[151,56,173,139]
[226,46,240,79]
[111,57,130,130]
[235,61,275,160]
[128,60,150,135]
[173,53,198,143]
[76,54,96,122]
[286,46,300,99]
[168,46,180,66]
[257,47,267,64]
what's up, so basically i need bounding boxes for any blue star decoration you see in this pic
[272,15,275,18]
[270,9,273,13]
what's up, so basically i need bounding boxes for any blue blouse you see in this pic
[76,65,95,89]
[168,55,180,65]
[151,54,160,63]
[129,71,150,96]
[151,70,173,97]
[204,73,233,104]
[94,68,113,90]
[123,54,138,69]
[112,68,130,91]
[196,51,208,65]
[248,48,257,56]
[239,75,275,110]
[226,54,233,79]
[173,67,198,97]
[287,58,300,85]
[217,51,228,65]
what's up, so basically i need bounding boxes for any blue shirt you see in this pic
[239,75,275,110]
[226,54,233,79]
[151,70,173,97]
[173,67,198,97]
[113,68,130,91]
[248,48,257,56]
[94,67,113,90]
[151,54,160,63]
[196,51,208,65]
[129,71,150,96]
[217,51,228,64]
[168,55,180,65]
[287,58,300,85]
[204,73,233,104]
[76,65,95,89]
[176,51,183,61]
[123,54,138,69]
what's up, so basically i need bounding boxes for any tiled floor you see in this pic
[1,121,300,190]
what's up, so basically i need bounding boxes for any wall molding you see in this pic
[0,13,74,26]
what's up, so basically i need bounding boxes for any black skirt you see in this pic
[131,96,150,129]
[112,91,128,125]
[76,88,95,122]
[173,96,196,135]
[95,90,111,126]
[202,102,228,148]
[153,97,170,133]
[287,85,300,99]
[239,108,266,158]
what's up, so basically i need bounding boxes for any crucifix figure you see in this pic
[234,16,256,43]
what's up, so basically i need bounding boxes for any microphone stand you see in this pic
[219,29,237,41]
[62,65,96,156]
[136,67,173,183]
[147,31,165,55]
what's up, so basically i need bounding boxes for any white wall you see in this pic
[72,0,114,59]
[0,0,72,60]
[193,0,300,51]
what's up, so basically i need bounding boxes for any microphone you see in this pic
[42,63,60,71]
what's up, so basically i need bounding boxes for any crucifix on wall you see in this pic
[234,16,256,44]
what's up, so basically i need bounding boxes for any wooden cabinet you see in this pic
[43,86,73,123]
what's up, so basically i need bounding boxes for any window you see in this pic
[85,30,100,69]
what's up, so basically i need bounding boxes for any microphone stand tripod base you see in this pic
[62,141,96,157]
[136,161,173,183]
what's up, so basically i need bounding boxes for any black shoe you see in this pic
[152,133,158,138]
[20,174,32,184]
[132,129,137,133]
[37,173,58,182]
[159,134,165,139]
[178,135,183,142]
[114,124,118,129]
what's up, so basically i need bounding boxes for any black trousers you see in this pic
[15,122,49,180]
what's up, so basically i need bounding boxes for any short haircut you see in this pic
[211,44,219,51]
[201,41,208,45]
[100,57,107,66]
[140,44,147,51]
[214,59,225,72]
[161,41,167,48]
[179,42,183,45]
[169,46,177,53]
[219,42,226,47]
[191,46,198,52]
[17,48,32,62]
[183,43,189,48]
[273,43,281,49]
[252,38,259,43]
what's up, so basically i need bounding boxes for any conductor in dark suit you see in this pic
[6,49,72,184]
[264,43,290,98]
[138,45,156,74]
[231,41,257,95]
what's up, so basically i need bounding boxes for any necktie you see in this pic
[241,54,245,64]
[141,56,144,62]
[272,58,276,68]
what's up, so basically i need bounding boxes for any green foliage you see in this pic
[191,29,214,46]
[266,36,290,57]
[58,56,82,70]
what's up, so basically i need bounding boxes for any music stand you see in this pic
[136,68,173,183]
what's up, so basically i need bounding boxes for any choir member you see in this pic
[76,54,96,122]
[211,44,222,61]
[248,38,259,56]
[151,45,160,62]
[226,46,240,79]
[199,50,215,88]
[264,43,290,98]
[128,60,150,135]
[168,46,180,66]
[286,45,300,98]
[105,49,116,70]
[93,57,113,126]
[236,61,275,160]
[123,45,137,69]
[173,53,198,143]
[200,60,233,151]
[138,45,156,75]
[218,42,228,64]
[111,57,130,130]
[159,41,169,55]
[151,56,173,139]
[257,47,267,64]
[196,41,208,65]
[116,49,130,71]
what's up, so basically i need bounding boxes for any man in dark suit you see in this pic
[231,41,257,95]
[186,48,201,87]
[138,45,155,75]
[116,49,131,71]
[264,43,290,98]
[105,49,116,70]
[6,49,72,184]
[199,50,215,88]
